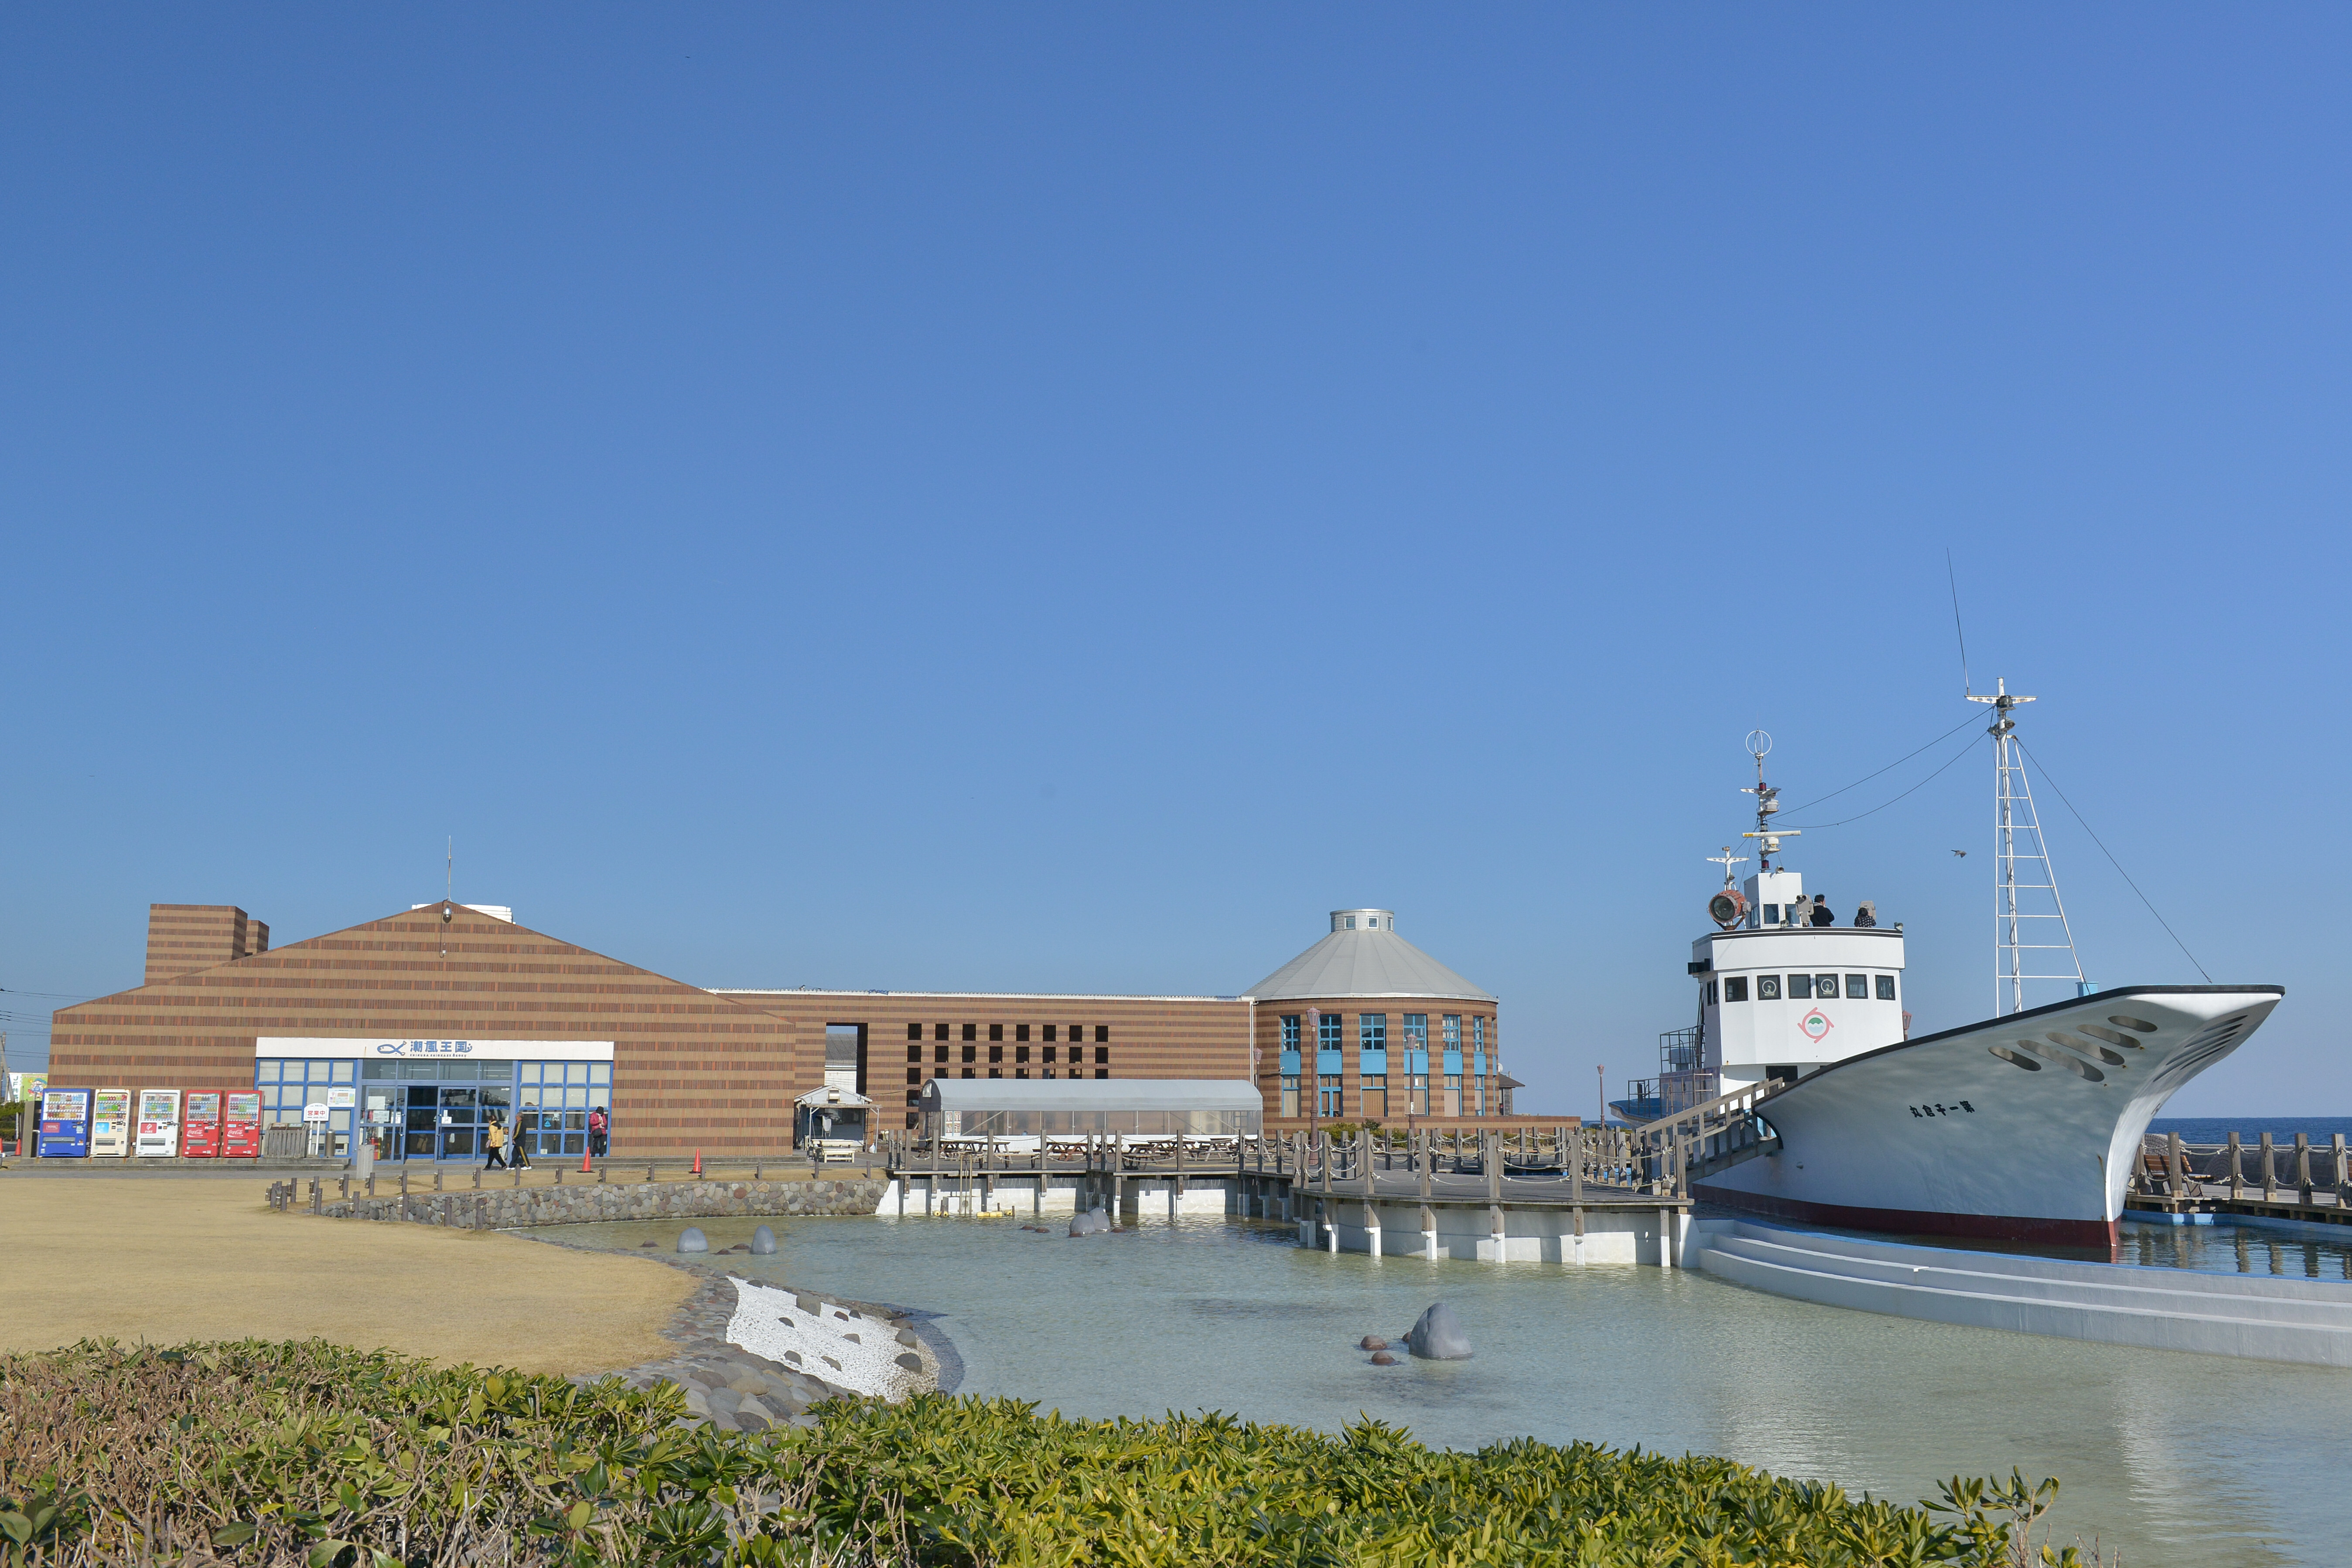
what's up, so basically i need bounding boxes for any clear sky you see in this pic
[3,9,2345,1117]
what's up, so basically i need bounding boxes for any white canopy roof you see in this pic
[919,1078,1261,1114]
[795,1086,876,1108]
[1243,912,1493,1002]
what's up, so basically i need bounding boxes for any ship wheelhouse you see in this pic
[1691,868,1906,1097]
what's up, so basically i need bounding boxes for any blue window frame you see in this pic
[1359,1014,1386,1051]
[1442,1015,1461,1051]
[1318,1013,1344,1049]
[1281,1015,1301,1048]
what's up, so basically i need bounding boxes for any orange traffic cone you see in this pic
[692,1149,702,1176]
[580,1145,593,1174]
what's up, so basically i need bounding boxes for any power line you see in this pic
[2015,738,2211,983]
[1780,708,1984,817]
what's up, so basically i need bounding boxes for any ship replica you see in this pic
[1658,683,2280,1247]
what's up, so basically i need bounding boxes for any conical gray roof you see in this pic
[1243,910,1494,1003]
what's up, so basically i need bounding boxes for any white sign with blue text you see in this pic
[255,1037,615,1062]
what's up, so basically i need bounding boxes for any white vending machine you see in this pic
[134,1088,182,1157]
[90,1089,135,1157]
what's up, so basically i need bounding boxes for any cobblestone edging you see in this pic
[316,1178,886,1229]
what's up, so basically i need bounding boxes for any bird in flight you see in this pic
[1951,849,1968,857]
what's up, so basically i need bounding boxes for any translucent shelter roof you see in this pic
[1243,909,1494,1003]
[919,1079,1260,1115]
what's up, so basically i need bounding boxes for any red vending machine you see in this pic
[221,1091,263,1159]
[181,1091,224,1158]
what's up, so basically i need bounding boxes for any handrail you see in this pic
[1630,1078,1783,1141]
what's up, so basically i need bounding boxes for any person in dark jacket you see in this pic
[1854,901,1878,928]
[1810,899,1837,926]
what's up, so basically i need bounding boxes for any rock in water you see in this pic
[1067,1206,1114,1237]
[1405,1302,1472,1360]
[677,1227,709,1254]
[1369,1352,1399,1366]
[1359,1336,1389,1351]
[750,1224,777,1255]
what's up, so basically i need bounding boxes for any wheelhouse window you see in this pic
[1724,976,1749,1002]
[1844,974,1868,999]
[1815,973,1838,998]
[1758,975,1782,1000]
[1876,975,1898,1000]
[1788,974,1813,999]
[1706,980,1719,1005]
[1761,903,1780,925]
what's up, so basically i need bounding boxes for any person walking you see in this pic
[588,1106,609,1158]
[509,1114,532,1170]
[483,1116,507,1170]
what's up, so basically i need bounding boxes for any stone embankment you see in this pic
[317,1178,886,1229]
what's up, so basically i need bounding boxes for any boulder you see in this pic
[1359,1336,1389,1351]
[1068,1207,1113,1237]
[750,1224,778,1255]
[676,1227,709,1254]
[1404,1302,1472,1360]
[1369,1352,1399,1366]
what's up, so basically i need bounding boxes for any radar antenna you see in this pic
[1737,729,1799,871]
[1968,679,2087,1013]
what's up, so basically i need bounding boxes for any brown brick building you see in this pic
[43,901,1506,1161]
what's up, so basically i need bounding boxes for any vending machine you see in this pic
[181,1091,224,1158]
[38,1088,92,1158]
[134,1088,182,1158]
[221,1091,263,1159]
[90,1089,135,1157]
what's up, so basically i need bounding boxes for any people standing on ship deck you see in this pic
[1854,901,1877,928]
[1786,895,1813,927]
[1810,899,1837,926]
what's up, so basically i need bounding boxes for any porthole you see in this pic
[2047,1032,2126,1067]
[1989,1044,2043,1071]
[2018,1042,2103,1082]
[2107,1015,2158,1033]
[2077,1023,2142,1049]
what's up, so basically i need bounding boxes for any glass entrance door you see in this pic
[396,1081,511,1160]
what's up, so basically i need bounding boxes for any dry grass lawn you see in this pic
[0,1175,694,1375]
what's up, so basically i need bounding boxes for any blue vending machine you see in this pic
[38,1088,93,1158]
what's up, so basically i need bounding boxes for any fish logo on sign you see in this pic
[1800,1008,1834,1042]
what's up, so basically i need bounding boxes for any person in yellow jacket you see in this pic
[484,1117,508,1170]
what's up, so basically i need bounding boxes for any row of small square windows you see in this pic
[904,1068,1110,1099]
[1709,974,1898,1003]
[908,1043,1110,1066]
[907,1023,1109,1044]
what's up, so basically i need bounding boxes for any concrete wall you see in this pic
[317,1177,887,1229]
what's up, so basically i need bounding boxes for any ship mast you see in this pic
[1968,679,2086,1014]
[1738,729,1799,872]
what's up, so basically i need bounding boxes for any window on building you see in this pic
[1724,977,1749,1002]
[1318,1075,1343,1116]
[1409,1074,1429,1116]
[1344,916,1355,929]
[1016,1024,1030,1041]
[1043,1045,1056,1063]
[1788,974,1813,999]
[962,1024,976,1042]
[906,1045,921,1062]
[1281,1015,1301,1048]
[1015,1068,1028,1078]
[1361,1076,1388,1119]
[905,1068,920,1086]
[1758,975,1782,1000]
[1280,1076,1300,1118]
[907,1023,922,1041]
[1360,1014,1386,1051]
[934,1044,948,1064]
[1876,974,1898,1001]
[1015,1045,1029,1062]
[960,1067,975,1078]
[905,1091,920,1107]
[989,1045,1003,1062]
[1473,1018,1487,1050]
[1402,1014,1427,1046]
[1042,1068,1056,1079]
[989,1024,1004,1041]
[989,1068,1001,1078]
[1845,974,1868,1000]
[1094,1068,1109,1080]
[1318,1013,1343,1050]
[1095,1026,1109,1043]
[962,1045,976,1063]
[1094,1046,1109,1064]
[934,1023,949,1042]
[1068,1025,1082,1042]
[1043,1025,1057,1042]
[1443,1074,1461,1117]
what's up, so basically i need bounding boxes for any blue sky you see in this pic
[3,9,2345,1116]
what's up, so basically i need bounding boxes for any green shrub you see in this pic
[0,1340,2085,1567]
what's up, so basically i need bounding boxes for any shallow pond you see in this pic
[533,1212,2350,1566]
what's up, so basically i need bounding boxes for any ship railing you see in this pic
[1627,1079,1788,1197]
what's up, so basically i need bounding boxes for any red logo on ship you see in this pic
[1800,1008,1833,1042]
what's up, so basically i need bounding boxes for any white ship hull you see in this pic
[1693,984,2282,1247]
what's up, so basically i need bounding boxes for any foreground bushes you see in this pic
[0,1340,2084,1567]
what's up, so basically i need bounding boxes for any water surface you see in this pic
[537,1212,2348,1566]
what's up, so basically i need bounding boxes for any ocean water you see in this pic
[534,1212,2350,1566]
[2147,1117,2352,1146]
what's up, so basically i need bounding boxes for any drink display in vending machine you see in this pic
[90,1089,135,1157]
[181,1092,224,1158]
[39,1089,93,1158]
[135,1088,182,1158]
[221,1091,263,1159]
